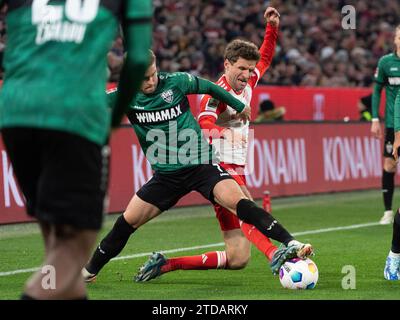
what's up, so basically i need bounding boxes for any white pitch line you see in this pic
[0,221,382,277]
[291,222,381,236]
[0,267,40,277]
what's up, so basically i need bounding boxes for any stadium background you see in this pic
[1,0,400,224]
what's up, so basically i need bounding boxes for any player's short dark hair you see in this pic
[148,49,156,67]
[224,39,260,64]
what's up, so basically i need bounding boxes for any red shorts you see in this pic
[214,163,246,231]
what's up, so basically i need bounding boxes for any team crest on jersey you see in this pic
[206,98,219,110]
[386,141,393,155]
[161,90,174,104]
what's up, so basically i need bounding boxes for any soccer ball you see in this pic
[279,258,319,290]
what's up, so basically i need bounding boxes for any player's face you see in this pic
[395,29,400,52]
[224,57,257,92]
[141,63,158,94]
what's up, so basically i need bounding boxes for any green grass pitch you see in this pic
[0,190,399,300]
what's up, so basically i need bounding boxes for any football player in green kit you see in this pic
[371,25,400,225]
[82,50,313,283]
[0,0,151,299]
[386,91,400,280]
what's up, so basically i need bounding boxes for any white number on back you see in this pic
[32,0,100,24]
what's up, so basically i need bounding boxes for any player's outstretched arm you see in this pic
[111,0,152,128]
[255,7,279,79]
[195,77,250,121]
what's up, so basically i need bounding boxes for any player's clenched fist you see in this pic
[264,7,280,27]
[235,105,251,124]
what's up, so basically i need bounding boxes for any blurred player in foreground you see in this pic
[371,25,400,225]
[82,50,313,283]
[0,0,151,299]
[386,91,400,280]
[136,7,282,281]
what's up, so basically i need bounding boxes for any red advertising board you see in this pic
[110,85,382,124]
[188,86,383,121]
[0,122,391,225]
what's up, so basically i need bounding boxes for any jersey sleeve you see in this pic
[248,23,278,89]
[173,72,199,94]
[124,0,153,22]
[176,73,245,113]
[374,57,387,85]
[372,57,386,118]
[198,94,227,136]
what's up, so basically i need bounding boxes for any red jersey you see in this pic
[198,24,278,165]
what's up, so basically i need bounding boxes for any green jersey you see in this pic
[0,0,152,145]
[109,72,246,173]
[372,53,400,128]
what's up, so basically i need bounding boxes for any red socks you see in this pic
[161,251,227,274]
[240,222,277,261]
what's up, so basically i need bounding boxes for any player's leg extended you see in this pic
[381,156,396,224]
[134,165,251,282]
[24,225,97,299]
[134,208,233,282]
[213,179,294,244]
[141,168,257,276]
[134,229,250,282]
[215,202,277,262]
[134,209,249,282]
[236,185,278,261]
[222,228,251,269]
[216,165,278,260]
[85,170,188,281]
[137,249,230,282]
[208,204,252,270]
[384,209,400,280]
[212,179,313,274]
[83,195,161,281]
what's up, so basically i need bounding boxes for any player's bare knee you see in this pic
[223,197,247,214]
[123,210,141,228]
[384,158,397,172]
[226,247,250,270]
[214,180,248,213]
[227,252,250,270]
[123,197,161,228]
[124,210,156,229]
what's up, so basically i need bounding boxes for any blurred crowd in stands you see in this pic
[1,1,399,87]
